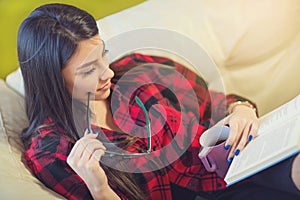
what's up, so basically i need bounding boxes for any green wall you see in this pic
[0,0,145,79]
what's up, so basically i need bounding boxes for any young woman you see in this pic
[18,3,300,200]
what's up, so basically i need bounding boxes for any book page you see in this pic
[224,94,300,185]
[258,94,300,134]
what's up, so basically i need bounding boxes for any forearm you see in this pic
[87,182,120,200]
[208,92,258,123]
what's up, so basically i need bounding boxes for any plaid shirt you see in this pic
[23,53,255,200]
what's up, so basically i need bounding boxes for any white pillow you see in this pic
[0,79,64,199]
[6,68,24,96]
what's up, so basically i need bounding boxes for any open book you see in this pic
[224,94,300,186]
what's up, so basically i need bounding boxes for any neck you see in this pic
[92,100,123,132]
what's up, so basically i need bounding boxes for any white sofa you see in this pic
[1,0,300,199]
[0,79,64,199]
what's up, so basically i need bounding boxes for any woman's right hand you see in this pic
[67,130,120,200]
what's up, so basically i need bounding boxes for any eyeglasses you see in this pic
[86,92,151,157]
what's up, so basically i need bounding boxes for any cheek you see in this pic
[72,75,99,99]
[62,71,75,97]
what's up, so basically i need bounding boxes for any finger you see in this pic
[228,140,238,161]
[226,123,240,160]
[84,131,99,139]
[81,140,106,161]
[225,122,238,149]
[84,139,106,153]
[84,128,99,136]
[68,134,89,159]
[91,148,106,162]
[215,117,228,127]
[248,121,260,141]
[234,122,252,154]
[67,140,87,167]
[68,133,101,162]
[84,129,90,136]
[227,141,237,164]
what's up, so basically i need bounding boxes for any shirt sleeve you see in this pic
[207,91,258,124]
[110,53,258,126]
[24,130,93,200]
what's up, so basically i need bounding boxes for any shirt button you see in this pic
[189,181,195,187]
[216,183,221,188]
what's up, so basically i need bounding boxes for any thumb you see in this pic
[84,129,90,136]
[84,129,98,137]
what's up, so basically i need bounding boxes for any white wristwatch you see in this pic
[228,101,256,114]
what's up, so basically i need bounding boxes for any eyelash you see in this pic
[103,49,109,56]
[83,68,96,77]
[81,49,109,77]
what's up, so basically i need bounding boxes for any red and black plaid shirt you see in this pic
[23,53,254,199]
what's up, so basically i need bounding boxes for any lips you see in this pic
[97,82,111,91]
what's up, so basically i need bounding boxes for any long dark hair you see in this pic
[17,3,144,200]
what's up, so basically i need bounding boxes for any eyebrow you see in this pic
[76,39,106,71]
[76,59,98,71]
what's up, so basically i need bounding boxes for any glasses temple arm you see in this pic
[87,92,93,133]
[135,96,152,152]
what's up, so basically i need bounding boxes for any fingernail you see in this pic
[224,144,230,150]
[228,157,233,164]
[234,149,240,156]
[248,135,253,142]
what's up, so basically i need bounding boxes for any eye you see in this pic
[82,68,96,77]
[102,49,109,57]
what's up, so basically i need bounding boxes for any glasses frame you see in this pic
[86,92,151,157]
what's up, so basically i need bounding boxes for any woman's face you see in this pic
[62,34,114,101]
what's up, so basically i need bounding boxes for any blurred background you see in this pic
[0,0,145,79]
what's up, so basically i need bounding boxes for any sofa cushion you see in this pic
[0,79,63,199]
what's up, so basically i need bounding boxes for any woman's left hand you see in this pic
[217,105,260,163]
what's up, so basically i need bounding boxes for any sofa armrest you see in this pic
[0,79,64,199]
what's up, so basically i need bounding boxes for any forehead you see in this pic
[81,44,103,64]
[77,37,104,61]
[66,36,104,69]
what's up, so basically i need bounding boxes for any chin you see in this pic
[94,89,111,101]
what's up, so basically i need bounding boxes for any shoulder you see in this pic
[22,119,75,179]
[25,118,75,158]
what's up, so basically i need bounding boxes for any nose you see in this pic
[99,66,114,80]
